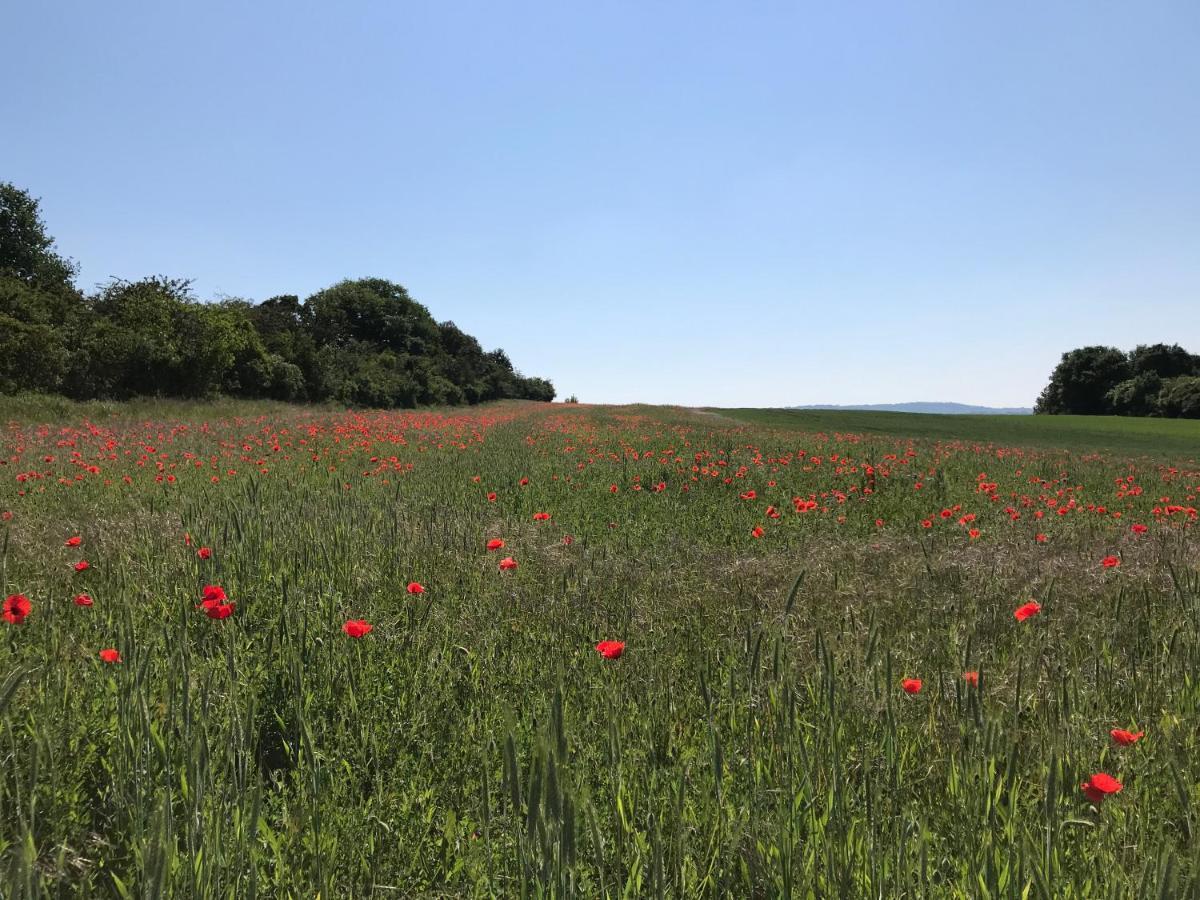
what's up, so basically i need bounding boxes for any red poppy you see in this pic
[595,640,625,659]
[205,602,235,619]
[968,528,981,539]
[875,518,884,528]
[64,536,82,547]
[963,670,979,687]
[1080,772,1122,803]
[739,490,757,500]
[99,648,122,664]
[74,593,94,607]
[1110,728,1144,746]
[1035,533,1048,543]
[486,538,505,551]
[202,585,227,604]
[74,560,90,572]
[343,619,373,638]
[1101,555,1120,568]
[1014,601,1041,622]
[751,525,765,538]
[197,547,212,560]
[532,512,551,521]
[3,594,31,624]
[921,519,933,529]
[901,678,922,694]
[519,477,530,486]
[406,581,426,595]
[498,556,518,571]
[562,534,574,546]
[487,492,497,502]
[1130,523,1148,535]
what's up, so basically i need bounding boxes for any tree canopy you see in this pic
[1036,344,1200,418]
[0,182,554,406]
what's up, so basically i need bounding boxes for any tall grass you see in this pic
[0,399,1197,896]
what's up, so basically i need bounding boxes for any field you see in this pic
[1,398,1198,897]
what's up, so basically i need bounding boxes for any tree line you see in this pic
[1035,344,1200,417]
[0,182,555,406]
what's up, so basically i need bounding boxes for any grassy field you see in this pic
[714,406,1200,457]
[1,397,1198,897]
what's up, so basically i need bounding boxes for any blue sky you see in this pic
[4,1,1198,407]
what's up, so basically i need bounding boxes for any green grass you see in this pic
[714,406,1200,457]
[0,398,1198,896]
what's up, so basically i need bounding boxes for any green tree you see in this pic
[0,182,77,290]
[1035,346,1130,415]
[1156,376,1200,418]
[1106,373,1163,417]
[1129,343,1200,379]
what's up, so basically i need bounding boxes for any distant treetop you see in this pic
[1036,344,1200,418]
[0,181,554,406]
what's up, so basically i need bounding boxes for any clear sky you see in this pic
[4,1,1198,408]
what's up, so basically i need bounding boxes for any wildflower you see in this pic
[205,602,235,619]
[968,528,981,539]
[751,525,765,538]
[487,492,497,502]
[740,490,757,500]
[343,619,373,638]
[963,670,979,687]
[74,560,90,572]
[1101,555,1120,568]
[64,536,82,547]
[1110,729,1144,747]
[1035,533,1047,543]
[1080,772,1122,804]
[499,556,518,571]
[3,594,31,624]
[532,512,551,522]
[1014,601,1041,622]
[407,582,426,595]
[1130,523,1148,535]
[74,593,94,607]
[901,678,922,695]
[921,519,933,529]
[595,640,625,659]
[486,538,505,551]
[99,648,122,664]
[562,534,574,545]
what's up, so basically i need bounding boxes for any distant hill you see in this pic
[793,402,1033,415]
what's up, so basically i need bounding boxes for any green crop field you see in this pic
[1,397,1198,897]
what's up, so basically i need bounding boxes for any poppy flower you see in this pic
[562,534,574,546]
[875,518,884,528]
[1130,523,1148,535]
[74,560,90,572]
[1101,555,1120,568]
[487,492,497,502]
[963,670,979,687]
[498,556,518,571]
[1080,772,1122,804]
[3,594,31,624]
[406,581,426,595]
[1035,533,1048,543]
[739,490,757,500]
[74,593,94,607]
[532,512,551,522]
[197,547,212,560]
[901,678,922,694]
[519,477,530,486]
[1110,729,1144,746]
[968,528,981,539]
[343,619,373,638]
[921,519,933,529]
[1014,601,1041,622]
[751,525,765,538]
[64,536,82,547]
[595,640,625,659]
[202,585,227,604]
[486,538,505,551]
[99,648,122,664]
[205,602,235,619]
